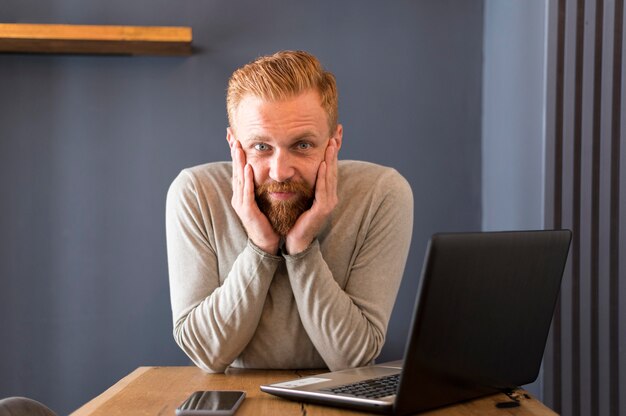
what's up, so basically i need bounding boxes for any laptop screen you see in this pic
[395,230,571,414]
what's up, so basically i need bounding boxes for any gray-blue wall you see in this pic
[482,0,546,232]
[0,1,483,414]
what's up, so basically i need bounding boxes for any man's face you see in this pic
[228,89,342,236]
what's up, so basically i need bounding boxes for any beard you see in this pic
[255,180,314,237]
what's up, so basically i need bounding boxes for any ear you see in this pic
[333,124,343,151]
[226,127,236,147]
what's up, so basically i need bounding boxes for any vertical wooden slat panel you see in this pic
[543,0,560,407]
[579,1,598,415]
[545,0,625,415]
[551,1,566,412]
[590,0,604,414]
[562,3,579,416]
[597,2,615,415]
[571,3,586,416]
[619,2,626,410]
[609,1,623,414]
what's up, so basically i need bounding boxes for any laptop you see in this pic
[261,230,572,415]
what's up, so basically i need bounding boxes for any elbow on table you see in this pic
[326,352,378,372]
[326,333,386,371]
[172,323,229,373]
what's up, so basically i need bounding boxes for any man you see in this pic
[166,50,413,373]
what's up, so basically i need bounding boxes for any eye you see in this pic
[254,143,270,152]
[296,142,312,151]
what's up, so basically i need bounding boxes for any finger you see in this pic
[238,142,248,175]
[242,163,256,207]
[315,161,328,205]
[232,143,245,204]
[235,142,245,172]
[326,139,338,173]
[325,140,338,195]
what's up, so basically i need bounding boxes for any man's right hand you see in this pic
[230,139,281,255]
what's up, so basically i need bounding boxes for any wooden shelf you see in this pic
[0,23,192,56]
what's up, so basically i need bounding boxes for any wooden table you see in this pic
[71,366,558,415]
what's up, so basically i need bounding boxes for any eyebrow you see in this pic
[243,133,320,144]
[242,135,270,143]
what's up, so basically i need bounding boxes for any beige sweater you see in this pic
[166,160,413,373]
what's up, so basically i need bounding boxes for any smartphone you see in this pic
[175,390,246,416]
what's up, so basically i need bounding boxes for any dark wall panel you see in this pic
[544,0,625,415]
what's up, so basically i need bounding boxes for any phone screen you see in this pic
[176,391,245,415]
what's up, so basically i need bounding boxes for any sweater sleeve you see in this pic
[166,170,282,372]
[284,170,413,371]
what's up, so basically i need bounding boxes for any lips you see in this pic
[256,180,313,203]
[269,191,296,201]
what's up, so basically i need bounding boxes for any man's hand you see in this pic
[284,138,340,255]
[230,140,281,255]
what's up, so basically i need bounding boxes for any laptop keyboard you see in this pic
[320,374,399,399]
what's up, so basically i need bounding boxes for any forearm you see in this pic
[171,241,281,372]
[285,242,396,371]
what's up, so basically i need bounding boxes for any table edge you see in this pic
[70,366,153,416]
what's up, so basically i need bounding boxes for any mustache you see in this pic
[255,180,313,197]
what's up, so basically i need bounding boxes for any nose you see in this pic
[269,149,295,183]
